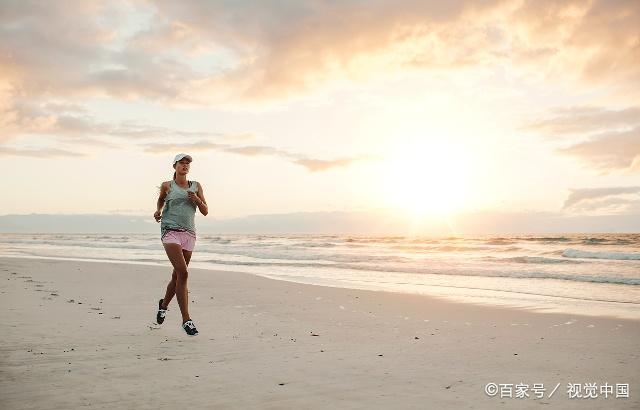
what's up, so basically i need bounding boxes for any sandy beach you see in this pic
[0,257,638,409]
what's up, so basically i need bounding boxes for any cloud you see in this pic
[150,0,509,103]
[0,1,192,101]
[523,106,640,136]
[0,1,200,148]
[508,0,640,90]
[2,0,638,109]
[0,146,85,158]
[2,96,366,170]
[1,99,254,147]
[143,140,366,172]
[523,106,640,173]
[562,186,640,214]
[293,157,363,172]
[222,145,291,157]
[557,127,640,173]
[221,146,368,171]
[2,0,638,173]
[153,1,484,103]
[1,100,107,143]
[143,140,229,153]
[151,0,640,103]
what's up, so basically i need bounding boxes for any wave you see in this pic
[196,258,640,286]
[581,237,639,246]
[391,244,495,252]
[291,242,337,248]
[199,236,233,244]
[197,248,410,263]
[345,236,407,244]
[485,256,584,265]
[495,246,523,252]
[563,249,640,261]
[3,238,161,251]
[520,236,572,242]
[484,239,518,245]
[434,245,495,252]
[583,237,607,244]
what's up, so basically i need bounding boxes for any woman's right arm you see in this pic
[154,182,169,222]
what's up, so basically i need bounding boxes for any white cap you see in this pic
[173,153,192,165]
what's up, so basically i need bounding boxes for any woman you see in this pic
[154,153,208,336]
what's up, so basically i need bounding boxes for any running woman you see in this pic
[154,153,208,336]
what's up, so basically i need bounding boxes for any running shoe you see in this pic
[156,298,167,324]
[182,319,199,336]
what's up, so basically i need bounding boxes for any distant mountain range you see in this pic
[0,211,638,235]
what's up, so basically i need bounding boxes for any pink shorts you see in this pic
[161,230,196,251]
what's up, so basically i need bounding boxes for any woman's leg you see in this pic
[162,243,193,322]
[161,249,192,309]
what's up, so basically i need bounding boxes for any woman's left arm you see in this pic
[196,182,208,216]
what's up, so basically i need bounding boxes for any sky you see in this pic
[1,0,639,234]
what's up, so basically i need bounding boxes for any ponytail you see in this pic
[173,171,176,180]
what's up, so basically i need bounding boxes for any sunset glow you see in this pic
[381,139,473,217]
[0,1,638,234]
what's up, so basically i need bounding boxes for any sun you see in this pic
[380,138,472,218]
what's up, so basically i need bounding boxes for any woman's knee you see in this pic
[175,268,189,280]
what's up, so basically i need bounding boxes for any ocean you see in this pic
[1,233,638,319]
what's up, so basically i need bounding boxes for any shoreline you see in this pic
[1,256,639,409]
[2,254,638,321]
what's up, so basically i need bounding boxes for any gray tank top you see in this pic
[161,180,198,238]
